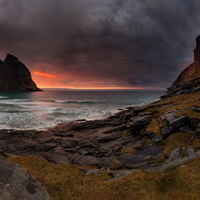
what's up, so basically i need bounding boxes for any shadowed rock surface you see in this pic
[0,54,42,91]
[0,157,52,200]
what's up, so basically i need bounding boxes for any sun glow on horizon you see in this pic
[31,70,165,91]
[38,85,164,90]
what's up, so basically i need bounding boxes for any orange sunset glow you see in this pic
[33,71,58,78]
[31,70,163,90]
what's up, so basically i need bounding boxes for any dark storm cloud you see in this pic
[0,0,200,88]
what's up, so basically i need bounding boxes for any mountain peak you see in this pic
[4,54,19,63]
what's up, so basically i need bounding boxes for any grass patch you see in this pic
[176,107,200,120]
[146,113,167,135]
[9,155,200,199]
[161,165,179,174]
[122,148,137,154]
[159,130,200,157]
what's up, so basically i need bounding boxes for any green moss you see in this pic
[0,153,8,158]
[101,172,114,180]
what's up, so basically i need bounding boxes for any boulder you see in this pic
[160,126,171,138]
[102,157,122,169]
[164,110,186,130]
[154,135,163,143]
[0,157,52,199]
[130,115,151,129]
[187,145,195,158]
[168,147,182,162]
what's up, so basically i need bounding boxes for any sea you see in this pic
[0,91,164,130]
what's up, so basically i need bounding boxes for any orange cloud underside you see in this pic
[33,71,58,78]
[31,70,164,90]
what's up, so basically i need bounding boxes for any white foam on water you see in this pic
[0,91,164,130]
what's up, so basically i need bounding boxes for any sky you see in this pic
[0,0,200,90]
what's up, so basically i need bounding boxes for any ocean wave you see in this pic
[47,100,105,104]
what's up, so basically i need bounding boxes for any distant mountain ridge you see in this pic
[0,54,42,91]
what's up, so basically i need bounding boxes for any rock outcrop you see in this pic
[0,54,42,91]
[0,157,52,200]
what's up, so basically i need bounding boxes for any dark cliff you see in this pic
[172,36,200,86]
[0,54,42,91]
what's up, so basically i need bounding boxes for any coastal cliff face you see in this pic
[0,54,42,92]
[173,36,200,86]
[161,36,200,99]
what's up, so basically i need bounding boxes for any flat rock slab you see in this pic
[130,115,151,128]
[0,157,52,200]
[117,154,152,169]
[71,154,101,168]
[179,126,191,133]
[140,145,162,157]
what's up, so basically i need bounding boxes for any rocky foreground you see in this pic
[1,88,200,198]
[0,93,200,175]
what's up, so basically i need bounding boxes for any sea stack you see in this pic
[0,54,42,91]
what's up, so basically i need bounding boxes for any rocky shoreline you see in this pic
[2,89,200,199]
[1,95,199,179]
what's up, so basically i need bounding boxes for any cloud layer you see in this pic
[0,0,200,88]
